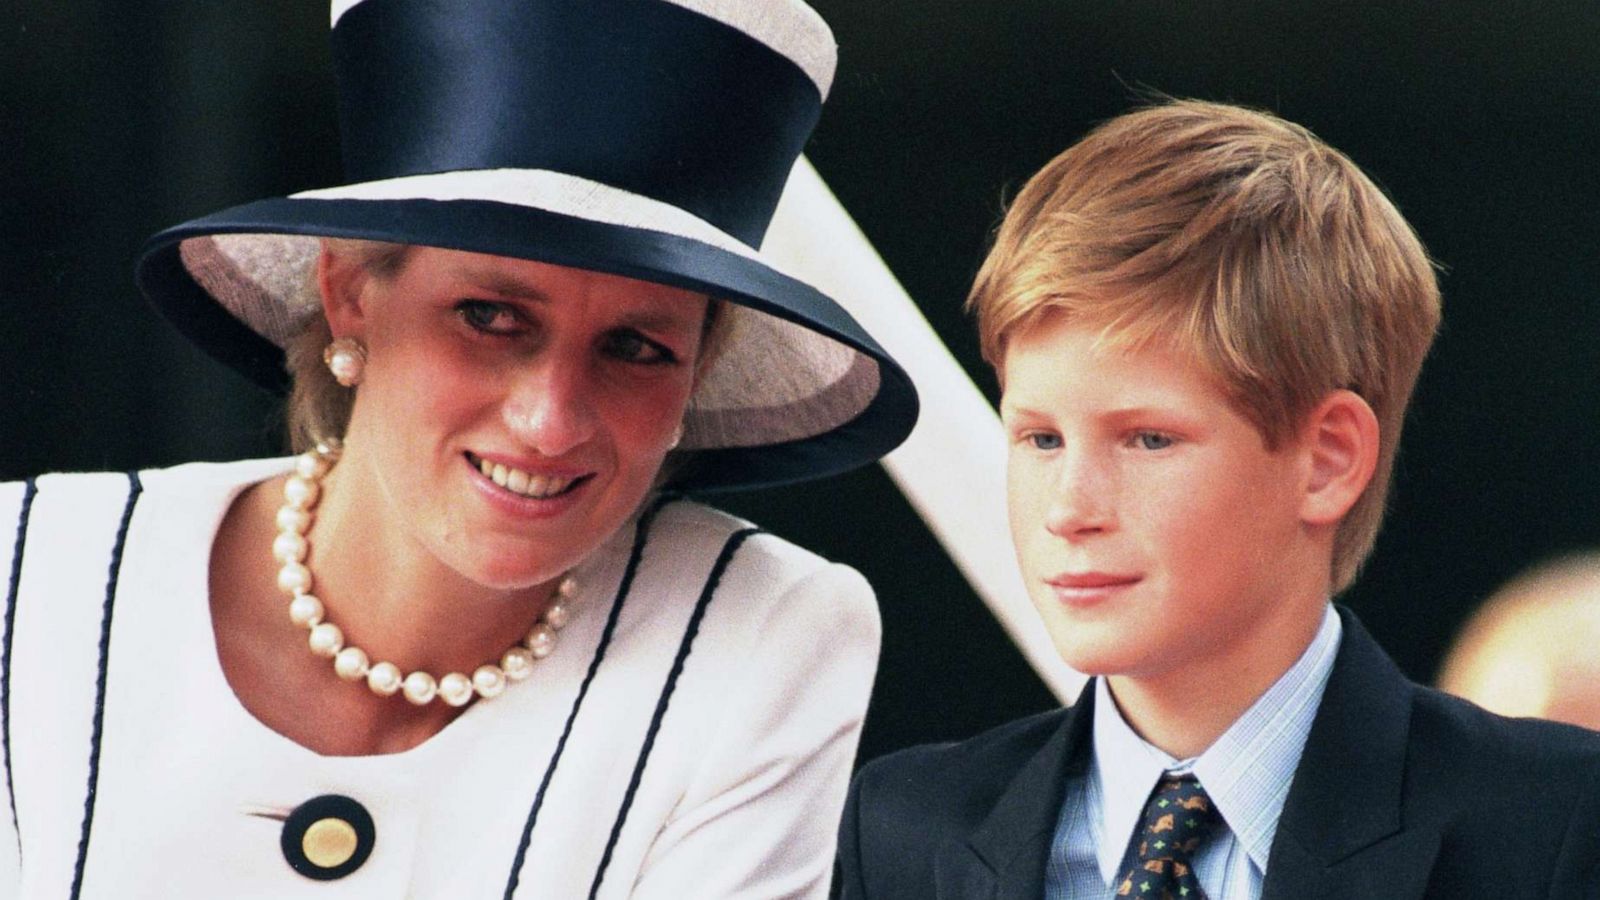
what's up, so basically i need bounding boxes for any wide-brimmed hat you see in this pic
[136,0,918,492]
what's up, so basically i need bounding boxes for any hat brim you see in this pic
[136,194,918,492]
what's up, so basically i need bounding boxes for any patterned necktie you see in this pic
[1115,774,1221,899]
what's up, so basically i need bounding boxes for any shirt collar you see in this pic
[1089,604,1342,882]
[1090,675,1175,884]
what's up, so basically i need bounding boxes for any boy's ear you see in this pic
[1298,389,1380,527]
[317,242,372,339]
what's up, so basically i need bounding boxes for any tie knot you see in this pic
[1117,775,1220,898]
[1135,774,1219,862]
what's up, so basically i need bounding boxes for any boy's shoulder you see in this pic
[1405,683,1600,798]
[1305,673,1600,893]
[1305,613,1600,818]
[1280,618,1600,892]
[1328,612,1600,791]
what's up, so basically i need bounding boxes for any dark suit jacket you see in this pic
[837,610,1600,898]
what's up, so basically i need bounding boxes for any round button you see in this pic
[281,794,375,880]
[302,817,359,868]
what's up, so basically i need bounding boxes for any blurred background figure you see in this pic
[1438,552,1600,730]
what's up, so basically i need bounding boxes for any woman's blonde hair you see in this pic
[283,239,732,461]
[969,99,1442,592]
[284,239,410,453]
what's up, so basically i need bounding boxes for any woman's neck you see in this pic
[209,460,562,757]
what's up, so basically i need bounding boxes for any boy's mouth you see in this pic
[1046,572,1142,589]
[1045,573,1142,608]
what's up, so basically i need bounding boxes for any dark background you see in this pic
[5,1,1598,764]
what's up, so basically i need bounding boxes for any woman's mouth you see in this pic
[467,453,588,499]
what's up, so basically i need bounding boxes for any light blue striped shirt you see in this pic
[1044,605,1342,900]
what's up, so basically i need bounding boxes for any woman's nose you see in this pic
[1042,451,1115,539]
[501,357,598,457]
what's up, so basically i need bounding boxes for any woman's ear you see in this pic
[316,242,371,339]
[1298,389,1381,526]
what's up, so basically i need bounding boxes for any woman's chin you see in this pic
[429,534,574,593]
[465,559,571,594]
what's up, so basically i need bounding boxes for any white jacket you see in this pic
[0,459,878,898]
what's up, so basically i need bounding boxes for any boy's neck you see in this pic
[1104,595,1330,760]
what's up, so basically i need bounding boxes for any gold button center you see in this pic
[301,817,359,869]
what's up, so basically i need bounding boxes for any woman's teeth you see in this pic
[478,458,575,499]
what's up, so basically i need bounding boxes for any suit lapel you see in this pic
[1263,609,1439,900]
[935,683,1098,899]
[1266,827,1440,900]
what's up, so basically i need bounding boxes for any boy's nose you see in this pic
[1042,455,1115,538]
[502,358,598,458]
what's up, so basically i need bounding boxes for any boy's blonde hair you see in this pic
[970,99,1441,591]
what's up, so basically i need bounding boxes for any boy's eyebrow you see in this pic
[1100,403,1186,419]
[997,400,1048,421]
[1000,399,1197,420]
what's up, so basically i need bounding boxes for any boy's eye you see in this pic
[1130,431,1174,451]
[1027,433,1062,451]
[456,300,522,334]
[602,328,678,366]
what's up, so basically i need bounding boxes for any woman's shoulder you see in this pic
[4,457,290,499]
[624,498,881,739]
[646,497,872,602]
[0,458,290,586]
[0,459,289,577]
[135,457,295,495]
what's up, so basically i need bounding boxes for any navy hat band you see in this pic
[333,0,821,248]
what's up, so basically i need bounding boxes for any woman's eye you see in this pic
[1027,433,1062,451]
[602,329,678,365]
[1131,431,1174,451]
[456,300,522,334]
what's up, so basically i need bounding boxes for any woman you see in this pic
[0,1,917,897]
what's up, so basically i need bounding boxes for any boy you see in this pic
[837,100,1600,898]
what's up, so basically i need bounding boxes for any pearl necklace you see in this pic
[272,442,575,707]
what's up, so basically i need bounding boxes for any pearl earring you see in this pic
[323,338,367,387]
